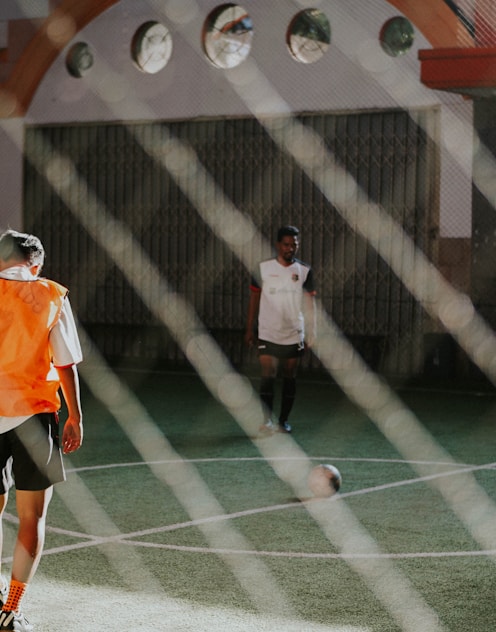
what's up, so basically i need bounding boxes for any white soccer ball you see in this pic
[308,464,342,498]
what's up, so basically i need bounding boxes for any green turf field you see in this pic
[4,368,496,631]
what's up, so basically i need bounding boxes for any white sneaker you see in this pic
[0,578,7,607]
[258,420,275,434]
[0,611,33,631]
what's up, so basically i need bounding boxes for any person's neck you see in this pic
[0,260,36,276]
[277,256,294,267]
[0,259,21,272]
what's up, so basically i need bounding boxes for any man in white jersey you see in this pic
[0,230,83,632]
[245,226,316,433]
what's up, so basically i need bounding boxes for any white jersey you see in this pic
[252,258,315,345]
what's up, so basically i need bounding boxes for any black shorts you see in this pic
[0,413,65,493]
[257,339,305,360]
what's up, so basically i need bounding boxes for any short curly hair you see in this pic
[0,229,45,269]
[277,225,299,242]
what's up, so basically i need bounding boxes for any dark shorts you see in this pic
[0,413,65,493]
[257,339,305,360]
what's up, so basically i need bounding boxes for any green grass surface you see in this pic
[5,369,496,631]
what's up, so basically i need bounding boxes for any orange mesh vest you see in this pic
[0,277,68,416]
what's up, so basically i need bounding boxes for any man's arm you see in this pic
[245,289,261,347]
[57,364,83,454]
[304,292,317,348]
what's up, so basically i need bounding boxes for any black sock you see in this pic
[279,377,296,423]
[260,377,275,417]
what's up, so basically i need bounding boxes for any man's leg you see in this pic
[259,354,278,428]
[278,357,300,432]
[2,487,53,615]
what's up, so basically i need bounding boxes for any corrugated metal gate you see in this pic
[24,107,438,376]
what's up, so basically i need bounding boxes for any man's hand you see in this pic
[57,364,83,454]
[62,415,83,454]
[305,331,317,349]
[245,330,256,347]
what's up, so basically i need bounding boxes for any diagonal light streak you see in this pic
[25,58,454,630]
[223,54,496,549]
[26,130,447,630]
[10,5,496,629]
[78,331,300,616]
[27,140,301,618]
[49,460,164,591]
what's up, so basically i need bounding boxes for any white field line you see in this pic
[2,456,492,563]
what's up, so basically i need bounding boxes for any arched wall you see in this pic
[0,0,118,117]
[0,0,473,243]
[0,0,464,118]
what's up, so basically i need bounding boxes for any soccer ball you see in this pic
[308,464,342,498]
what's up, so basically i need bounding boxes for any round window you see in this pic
[379,17,414,57]
[287,9,331,64]
[203,4,253,69]
[66,42,94,78]
[131,21,173,74]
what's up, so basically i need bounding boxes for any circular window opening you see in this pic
[379,17,414,57]
[203,4,253,69]
[131,21,173,74]
[66,42,94,78]
[287,9,331,64]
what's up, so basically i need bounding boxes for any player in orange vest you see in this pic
[0,230,83,632]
